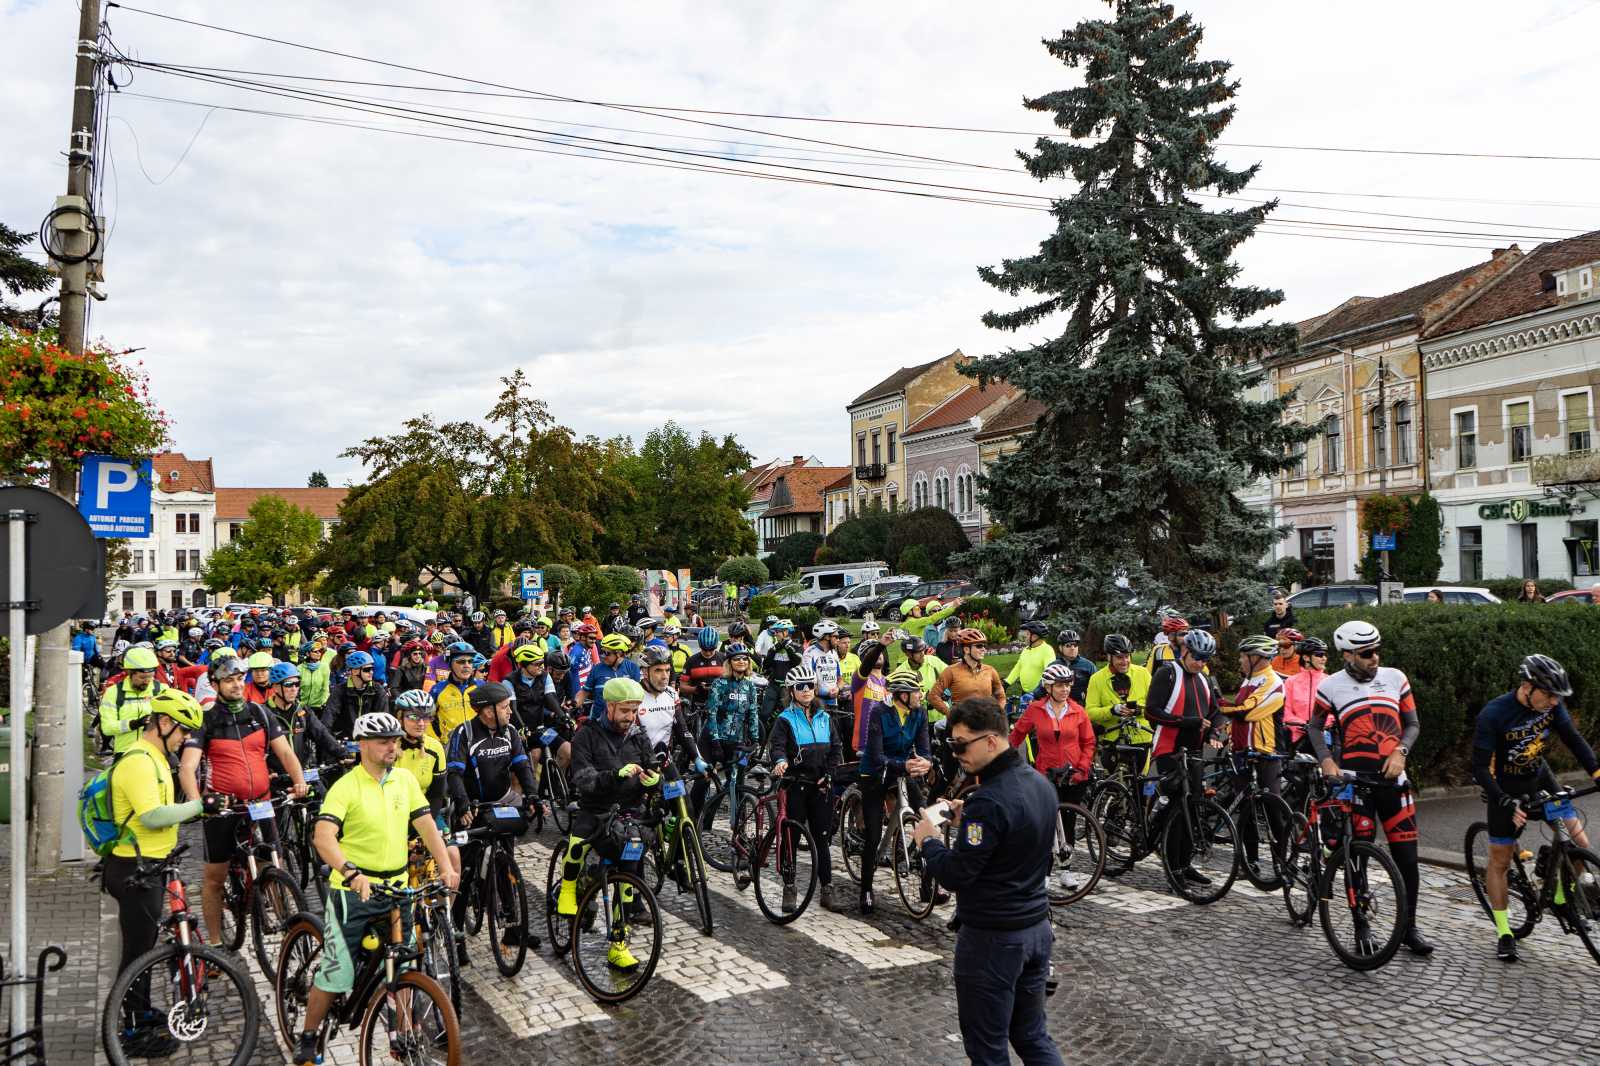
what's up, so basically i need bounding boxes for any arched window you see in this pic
[933,468,948,509]
[191,588,207,608]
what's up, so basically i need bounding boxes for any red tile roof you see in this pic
[151,452,215,494]
[849,350,964,407]
[215,487,347,520]
[763,466,851,518]
[974,395,1047,441]
[1424,231,1600,339]
[905,382,1017,436]
[822,471,853,493]
[1298,251,1519,348]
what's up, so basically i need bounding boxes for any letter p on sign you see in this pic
[78,454,154,538]
[95,461,138,509]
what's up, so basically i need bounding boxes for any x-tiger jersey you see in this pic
[1312,666,1414,766]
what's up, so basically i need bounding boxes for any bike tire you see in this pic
[1462,821,1538,939]
[462,862,485,937]
[419,898,463,1019]
[1239,792,1294,893]
[892,811,935,920]
[1160,797,1239,905]
[250,865,308,976]
[1318,840,1407,971]
[550,767,572,836]
[753,818,817,925]
[1046,802,1106,907]
[571,871,662,1004]
[357,969,460,1066]
[220,870,248,953]
[681,821,715,935]
[837,786,865,886]
[487,848,531,977]
[1090,779,1137,876]
[1281,812,1317,928]
[1553,844,1600,965]
[697,781,738,873]
[272,913,324,1048]
[102,941,260,1066]
[545,840,575,958]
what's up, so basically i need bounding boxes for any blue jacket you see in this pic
[1029,653,1096,705]
[859,701,930,778]
[582,658,642,720]
[72,631,100,663]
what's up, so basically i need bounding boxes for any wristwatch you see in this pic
[340,861,359,879]
[1395,745,1409,757]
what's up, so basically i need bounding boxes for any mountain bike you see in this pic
[216,794,308,974]
[408,845,463,1022]
[1308,772,1410,971]
[643,756,715,934]
[524,714,574,836]
[1465,783,1600,965]
[453,801,535,977]
[836,770,937,918]
[101,844,261,1066]
[274,883,460,1066]
[274,765,343,895]
[698,746,770,874]
[1205,750,1296,891]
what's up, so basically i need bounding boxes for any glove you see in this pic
[617,764,641,779]
[640,771,662,788]
[693,758,708,774]
[201,792,226,816]
[1496,793,1519,811]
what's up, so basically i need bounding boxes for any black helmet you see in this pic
[1518,654,1572,698]
[544,651,571,671]
[1102,634,1133,656]
[1296,636,1328,658]
[1056,628,1081,645]
[468,681,512,708]
[1019,620,1050,637]
[900,636,927,655]
[728,620,751,640]
[642,645,673,668]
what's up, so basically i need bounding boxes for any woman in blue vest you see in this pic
[768,663,847,913]
[857,667,946,915]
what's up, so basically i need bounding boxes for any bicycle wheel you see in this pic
[272,914,323,1047]
[1281,813,1318,928]
[544,841,578,959]
[753,818,817,925]
[697,781,739,873]
[571,871,662,1004]
[357,969,460,1066]
[1046,802,1106,906]
[486,848,530,977]
[1552,844,1600,965]
[1318,840,1407,971]
[1463,822,1538,939]
[891,812,935,920]
[461,858,485,937]
[250,865,308,975]
[1238,792,1294,892]
[836,787,865,885]
[420,898,463,1018]
[550,767,572,836]
[1161,797,1239,905]
[275,811,306,889]
[220,870,248,953]
[1091,780,1137,876]
[680,821,715,935]
[102,941,260,1066]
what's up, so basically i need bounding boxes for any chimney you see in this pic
[792,455,805,467]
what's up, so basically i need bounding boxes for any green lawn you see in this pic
[834,618,1021,683]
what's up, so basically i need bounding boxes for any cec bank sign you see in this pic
[78,455,154,538]
[1476,498,1577,523]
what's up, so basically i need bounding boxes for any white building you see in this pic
[108,452,219,615]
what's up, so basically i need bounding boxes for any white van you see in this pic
[780,562,889,606]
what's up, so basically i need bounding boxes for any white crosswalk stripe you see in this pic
[458,941,611,1038]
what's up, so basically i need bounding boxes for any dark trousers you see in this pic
[781,779,834,887]
[953,919,1062,1066]
[103,855,164,1024]
[859,772,925,894]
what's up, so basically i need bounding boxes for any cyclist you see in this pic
[677,627,724,708]
[768,664,845,914]
[897,596,961,642]
[104,689,219,1059]
[99,646,165,754]
[428,642,479,742]
[178,654,310,947]
[578,633,643,721]
[698,642,762,813]
[836,626,862,693]
[559,676,657,970]
[1282,636,1329,753]
[392,688,462,893]
[661,620,690,676]
[1145,629,1224,884]
[389,640,430,696]
[1005,621,1056,697]
[507,643,557,733]
[760,620,801,728]
[491,609,515,649]
[601,602,625,636]
[1010,662,1096,891]
[244,650,277,704]
[1309,620,1432,956]
[803,620,843,710]
[293,711,459,1066]
[637,647,701,765]
[848,628,895,758]
[464,611,496,658]
[1472,654,1600,961]
[1084,634,1153,776]
[898,635,947,700]
[930,629,1006,720]
[857,667,939,915]
[1027,628,1095,706]
[1219,635,1288,795]
[298,639,332,715]
[264,662,345,773]
[325,651,390,740]
[1146,613,1189,671]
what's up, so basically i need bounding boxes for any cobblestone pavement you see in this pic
[12,815,1600,1065]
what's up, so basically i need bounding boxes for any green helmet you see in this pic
[601,676,646,704]
[246,651,275,670]
[123,646,159,671]
[899,598,919,617]
[149,688,205,730]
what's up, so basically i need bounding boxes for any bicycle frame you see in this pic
[326,894,425,1036]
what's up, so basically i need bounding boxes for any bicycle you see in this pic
[453,801,535,977]
[408,844,463,1022]
[749,775,822,924]
[1302,771,1411,971]
[216,794,308,974]
[698,746,769,874]
[274,766,342,896]
[101,844,261,1066]
[642,755,715,934]
[1205,750,1296,892]
[1465,782,1600,965]
[836,770,938,919]
[274,881,461,1066]
[541,806,663,1003]
[1041,765,1106,907]
[1092,748,1239,904]
[524,714,575,836]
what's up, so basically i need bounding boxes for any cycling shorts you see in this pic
[1487,767,1559,845]
[201,808,280,864]
[313,888,413,994]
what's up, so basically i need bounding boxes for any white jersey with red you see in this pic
[1312,666,1415,769]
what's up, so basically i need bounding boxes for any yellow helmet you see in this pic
[149,688,204,730]
[599,633,633,653]
[246,651,275,670]
[512,643,545,664]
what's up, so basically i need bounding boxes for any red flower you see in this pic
[100,430,112,439]
[72,406,87,419]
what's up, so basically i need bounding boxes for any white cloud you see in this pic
[4,0,1596,482]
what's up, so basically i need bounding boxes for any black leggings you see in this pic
[104,855,164,1023]
[859,772,925,893]
[781,779,834,887]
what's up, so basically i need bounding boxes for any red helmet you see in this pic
[952,628,989,646]
[1278,627,1304,644]
[1160,616,1190,635]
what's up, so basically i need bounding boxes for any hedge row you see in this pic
[1292,603,1600,785]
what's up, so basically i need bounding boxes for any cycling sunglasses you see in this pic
[947,732,1000,755]
[790,682,815,691]
[402,711,435,721]
[279,678,301,687]
[355,666,375,674]
[1353,647,1382,659]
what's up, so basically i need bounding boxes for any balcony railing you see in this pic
[855,463,886,481]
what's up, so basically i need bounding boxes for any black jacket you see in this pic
[570,716,655,813]
[390,662,429,697]
[322,681,389,739]
[266,699,345,771]
[465,625,497,658]
[767,704,842,784]
[1263,607,1299,640]
[922,747,1054,930]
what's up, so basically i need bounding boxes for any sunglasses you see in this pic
[791,682,815,691]
[356,667,375,674]
[279,679,301,687]
[402,711,435,721]
[1353,647,1382,660]
[947,732,999,755]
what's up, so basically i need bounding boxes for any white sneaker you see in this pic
[1057,871,1084,892]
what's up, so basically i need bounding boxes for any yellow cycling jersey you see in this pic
[396,733,447,798]
[429,678,478,744]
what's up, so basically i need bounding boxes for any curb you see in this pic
[1413,769,1593,803]
[1417,846,1466,872]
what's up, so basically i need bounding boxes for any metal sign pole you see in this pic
[7,509,29,1041]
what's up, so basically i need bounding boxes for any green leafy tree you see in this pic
[0,222,55,329]
[825,505,895,564]
[1397,493,1443,584]
[716,555,769,587]
[888,507,970,575]
[201,495,324,603]
[957,1,1318,630]
[768,532,824,576]
[307,470,330,488]
[897,544,938,582]
[314,369,613,601]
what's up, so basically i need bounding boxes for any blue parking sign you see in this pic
[1371,532,1397,552]
[78,455,153,538]
[519,568,544,599]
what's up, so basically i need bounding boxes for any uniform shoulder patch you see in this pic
[965,821,984,847]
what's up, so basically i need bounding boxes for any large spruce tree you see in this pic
[961,0,1317,629]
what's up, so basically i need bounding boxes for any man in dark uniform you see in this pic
[913,696,1062,1066]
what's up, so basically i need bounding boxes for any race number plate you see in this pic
[662,779,685,800]
[539,728,559,746]
[621,839,645,862]
[492,806,520,820]
[247,800,275,822]
[303,768,320,784]
[1544,799,1578,822]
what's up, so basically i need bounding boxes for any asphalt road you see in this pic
[1415,773,1600,868]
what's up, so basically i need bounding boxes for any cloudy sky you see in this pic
[6,0,1597,485]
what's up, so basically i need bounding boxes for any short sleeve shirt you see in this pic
[111,738,178,859]
[317,765,428,888]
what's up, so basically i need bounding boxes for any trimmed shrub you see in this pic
[541,563,580,595]
[492,595,526,617]
[746,594,781,621]
[768,532,824,576]
[826,509,895,564]
[791,606,822,635]
[959,595,1021,635]
[1482,577,1574,601]
[716,555,769,587]
[1292,603,1600,784]
[887,507,970,574]
[897,544,938,580]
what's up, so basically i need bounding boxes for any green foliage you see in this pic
[813,545,838,565]
[954,2,1317,633]
[970,617,1012,646]
[492,596,526,617]
[596,565,642,596]
[0,222,55,329]
[541,563,579,593]
[307,470,330,488]
[959,595,1021,635]
[566,564,642,613]
[826,506,895,564]
[1358,493,1445,583]
[1290,604,1600,783]
[791,606,822,635]
[746,594,781,621]
[896,544,938,581]
[767,532,824,576]
[386,593,420,607]
[202,496,324,603]
[1275,555,1310,592]
[887,508,969,574]
[716,555,769,587]
[1482,577,1574,600]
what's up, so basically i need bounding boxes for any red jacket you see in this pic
[1009,698,1095,783]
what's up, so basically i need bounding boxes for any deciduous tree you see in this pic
[201,495,323,603]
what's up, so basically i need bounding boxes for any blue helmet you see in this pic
[471,653,488,670]
[697,626,720,652]
[268,661,300,686]
[345,650,374,669]
[446,641,475,659]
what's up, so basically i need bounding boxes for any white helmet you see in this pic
[1040,663,1076,687]
[811,620,839,638]
[785,664,818,688]
[860,620,881,634]
[352,711,403,739]
[1332,620,1381,653]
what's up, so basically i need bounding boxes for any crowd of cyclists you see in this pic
[83,586,1600,1062]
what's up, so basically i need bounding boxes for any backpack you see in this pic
[78,748,156,857]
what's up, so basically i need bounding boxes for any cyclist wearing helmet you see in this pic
[103,689,221,1059]
[760,620,801,729]
[1219,635,1289,779]
[1144,629,1224,884]
[295,711,458,1066]
[601,602,625,636]
[1270,627,1304,678]
[491,609,515,650]
[857,667,940,915]
[1011,662,1096,891]
[1281,637,1329,752]
[427,642,479,743]
[1006,621,1057,696]
[769,664,845,914]
[298,639,332,713]
[99,646,166,755]
[659,620,690,676]
[678,627,723,706]
[930,629,1006,720]
[1027,628,1095,706]
[897,635,948,704]
[1084,634,1153,773]
[264,661,344,773]
[699,643,761,811]
[1473,654,1600,961]
[897,596,961,642]
[752,615,782,658]
[1308,620,1431,956]
[447,681,537,831]
[326,650,391,740]
[393,690,450,839]
[464,611,496,658]
[802,620,844,709]
[1146,613,1190,672]
[389,640,430,697]
[507,644,559,736]
[637,646,702,772]
[846,628,896,757]
[578,632,643,721]
[832,626,861,694]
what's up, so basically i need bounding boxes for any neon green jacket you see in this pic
[899,601,961,640]
[1083,665,1154,745]
[99,679,163,754]
[1005,640,1057,695]
[298,658,331,710]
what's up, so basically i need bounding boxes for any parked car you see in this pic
[779,584,843,609]
[1285,585,1380,610]
[824,576,920,617]
[1401,586,1503,605]
[1547,589,1596,605]
[872,579,967,620]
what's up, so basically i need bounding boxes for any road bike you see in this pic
[1205,750,1297,891]
[216,794,308,974]
[749,775,821,923]
[1465,782,1600,965]
[101,844,261,1066]
[698,746,769,874]
[837,770,939,919]
[408,845,463,1022]
[642,756,715,934]
[274,882,460,1066]
[1092,747,1239,904]
[453,801,534,977]
[1302,771,1410,971]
